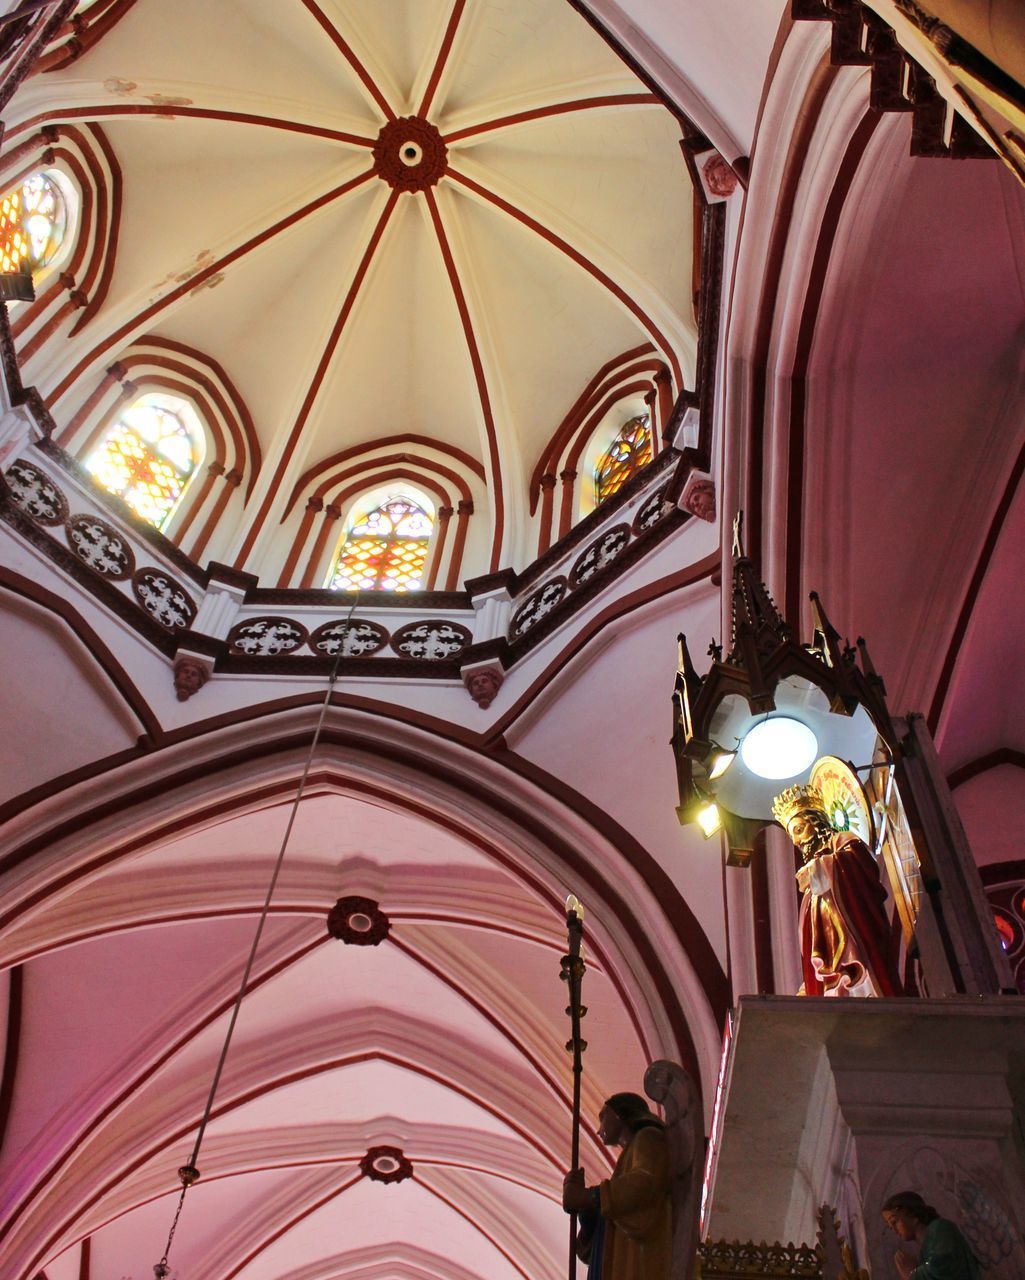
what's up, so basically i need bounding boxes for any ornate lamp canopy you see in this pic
[672,517,895,859]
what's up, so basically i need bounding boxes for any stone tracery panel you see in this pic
[510,577,568,639]
[227,616,309,657]
[5,458,67,525]
[66,513,135,579]
[309,617,390,658]
[131,568,196,632]
[390,619,471,661]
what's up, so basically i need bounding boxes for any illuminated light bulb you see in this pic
[696,803,721,839]
[566,894,584,920]
[740,717,817,780]
[708,750,736,781]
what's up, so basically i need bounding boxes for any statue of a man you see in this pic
[563,1092,672,1280]
[772,783,903,997]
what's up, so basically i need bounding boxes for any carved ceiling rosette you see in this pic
[360,1145,413,1184]
[327,896,391,946]
[372,116,448,192]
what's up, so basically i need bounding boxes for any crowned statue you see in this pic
[772,782,903,997]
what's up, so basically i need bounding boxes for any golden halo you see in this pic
[809,755,874,846]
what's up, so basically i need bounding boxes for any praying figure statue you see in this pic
[772,783,903,997]
[563,1091,673,1280]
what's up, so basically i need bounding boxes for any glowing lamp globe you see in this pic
[739,717,817,781]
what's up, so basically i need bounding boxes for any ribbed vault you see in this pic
[6,0,698,578]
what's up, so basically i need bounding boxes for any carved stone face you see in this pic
[467,669,501,709]
[785,808,833,861]
[684,480,716,522]
[702,153,738,198]
[173,659,207,701]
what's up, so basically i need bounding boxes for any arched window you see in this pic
[0,171,69,275]
[330,495,434,592]
[594,413,652,506]
[85,394,203,530]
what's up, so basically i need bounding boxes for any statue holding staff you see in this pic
[560,896,699,1279]
[563,1091,674,1280]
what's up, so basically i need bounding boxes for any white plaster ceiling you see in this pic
[11,0,700,574]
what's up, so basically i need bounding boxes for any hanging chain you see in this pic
[154,594,361,1277]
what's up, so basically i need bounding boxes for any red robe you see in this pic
[797,832,903,997]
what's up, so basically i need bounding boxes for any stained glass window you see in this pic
[330,497,433,592]
[85,399,200,529]
[594,414,652,505]
[0,172,67,274]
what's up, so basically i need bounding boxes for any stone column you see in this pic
[557,467,577,540]
[301,501,343,589]
[654,365,673,438]
[445,499,473,591]
[425,504,452,590]
[765,824,803,997]
[537,473,557,556]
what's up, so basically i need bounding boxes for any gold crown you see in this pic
[771,783,826,827]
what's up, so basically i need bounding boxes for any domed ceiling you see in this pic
[12,0,697,577]
[0,7,703,1280]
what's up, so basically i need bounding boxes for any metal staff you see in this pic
[561,894,587,1280]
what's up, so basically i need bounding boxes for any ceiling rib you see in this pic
[4,104,377,147]
[415,1173,534,1280]
[220,1170,363,1280]
[418,0,467,119]
[298,0,396,123]
[47,168,378,406]
[19,1043,565,1280]
[446,167,684,389]
[234,188,401,566]
[390,933,589,1129]
[0,935,326,1252]
[424,187,505,571]
[444,92,660,143]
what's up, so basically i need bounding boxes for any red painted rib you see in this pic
[444,92,660,142]
[284,432,483,517]
[221,1171,362,1280]
[233,189,401,567]
[418,0,466,119]
[131,335,262,492]
[5,104,376,147]
[299,0,395,122]
[928,434,1025,734]
[415,1174,532,1280]
[47,168,376,407]
[447,167,683,389]
[424,187,505,571]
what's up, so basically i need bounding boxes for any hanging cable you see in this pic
[154,594,361,1280]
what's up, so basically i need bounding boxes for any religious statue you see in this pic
[881,1190,982,1279]
[563,1091,673,1280]
[772,783,903,997]
[644,1059,701,1280]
